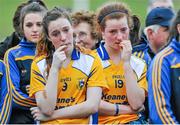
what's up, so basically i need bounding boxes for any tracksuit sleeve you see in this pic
[4,50,36,110]
[0,61,12,123]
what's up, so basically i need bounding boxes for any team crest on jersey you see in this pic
[77,79,85,90]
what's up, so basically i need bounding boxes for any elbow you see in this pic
[41,108,54,116]
[87,103,99,114]
[131,104,143,111]
[130,100,144,111]
[37,102,54,116]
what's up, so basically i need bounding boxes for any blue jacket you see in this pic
[148,38,180,124]
[4,39,36,110]
[0,60,12,123]
[133,34,154,68]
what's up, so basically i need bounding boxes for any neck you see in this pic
[104,43,121,57]
[104,43,121,64]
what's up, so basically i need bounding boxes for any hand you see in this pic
[119,40,132,62]
[30,107,52,122]
[52,45,67,69]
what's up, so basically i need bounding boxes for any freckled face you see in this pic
[102,16,130,51]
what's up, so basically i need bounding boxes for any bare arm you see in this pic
[99,100,136,116]
[35,46,67,116]
[124,62,145,110]
[31,87,102,121]
[120,40,145,110]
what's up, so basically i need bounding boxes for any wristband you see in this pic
[115,104,119,116]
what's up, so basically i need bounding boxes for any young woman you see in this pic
[95,2,148,124]
[29,7,108,124]
[0,60,12,124]
[4,2,47,123]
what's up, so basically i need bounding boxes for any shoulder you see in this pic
[133,43,148,53]
[0,60,5,74]
[33,55,46,65]
[154,46,174,65]
[130,55,147,79]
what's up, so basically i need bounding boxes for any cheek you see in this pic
[23,29,31,40]
[50,37,60,48]
[67,32,73,42]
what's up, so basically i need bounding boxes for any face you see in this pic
[102,16,130,51]
[152,1,173,9]
[23,13,43,43]
[151,26,170,49]
[73,22,96,49]
[48,17,73,52]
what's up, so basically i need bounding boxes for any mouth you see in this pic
[31,35,39,38]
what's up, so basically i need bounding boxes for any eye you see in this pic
[36,22,42,27]
[164,27,169,32]
[121,27,128,33]
[25,23,33,28]
[109,30,117,34]
[51,31,60,37]
[62,28,69,33]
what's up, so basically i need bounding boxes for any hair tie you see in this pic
[98,10,128,24]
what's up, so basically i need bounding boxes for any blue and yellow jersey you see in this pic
[97,43,147,124]
[29,49,108,124]
[4,39,36,109]
[0,60,12,123]
[148,38,180,124]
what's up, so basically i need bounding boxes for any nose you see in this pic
[32,25,38,32]
[116,31,123,41]
[74,36,81,44]
[60,32,66,41]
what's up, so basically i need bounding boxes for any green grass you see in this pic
[0,0,179,41]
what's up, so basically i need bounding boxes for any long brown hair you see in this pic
[36,7,71,77]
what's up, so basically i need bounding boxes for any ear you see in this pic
[102,31,105,40]
[177,24,180,34]
[147,28,154,41]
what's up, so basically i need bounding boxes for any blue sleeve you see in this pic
[0,61,12,123]
[148,55,178,124]
[4,50,36,110]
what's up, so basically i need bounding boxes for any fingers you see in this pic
[26,85,30,94]
[56,45,68,52]
[30,107,40,121]
[120,40,132,50]
[30,107,39,115]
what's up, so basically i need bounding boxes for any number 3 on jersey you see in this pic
[62,82,68,91]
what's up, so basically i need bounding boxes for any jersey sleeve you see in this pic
[0,61,12,123]
[137,64,148,93]
[29,59,46,98]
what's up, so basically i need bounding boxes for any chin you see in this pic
[30,38,40,43]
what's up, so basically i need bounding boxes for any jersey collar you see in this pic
[71,48,80,60]
[97,41,110,60]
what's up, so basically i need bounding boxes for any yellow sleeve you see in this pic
[137,65,148,93]
[29,59,46,98]
[87,54,109,91]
